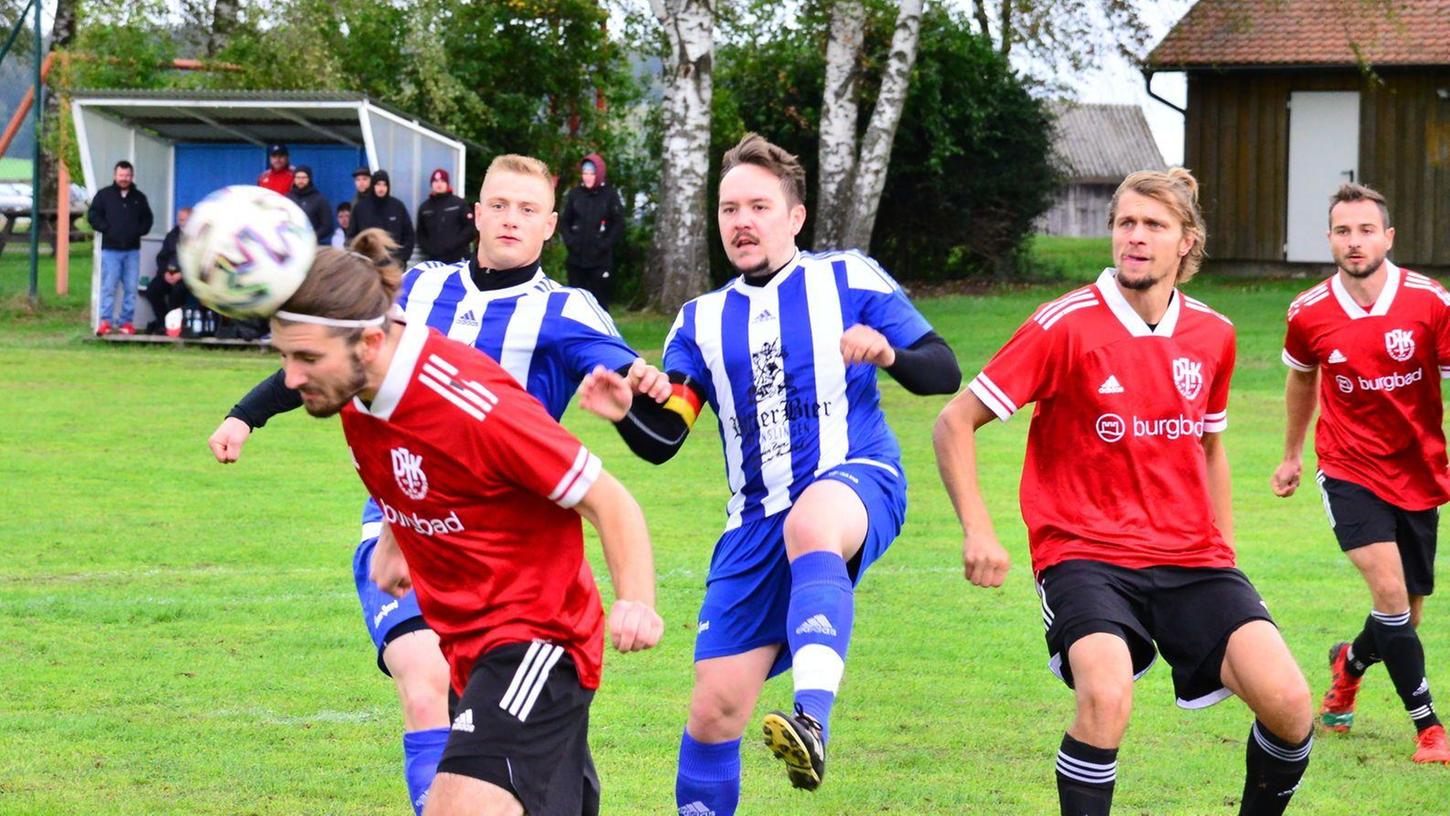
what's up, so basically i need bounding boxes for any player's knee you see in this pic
[397,664,450,728]
[783,509,836,560]
[1075,681,1132,725]
[1261,676,1313,739]
[687,689,750,740]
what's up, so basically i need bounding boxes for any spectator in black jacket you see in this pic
[87,160,155,335]
[286,166,334,245]
[350,166,372,208]
[153,206,189,276]
[415,168,474,263]
[144,205,191,334]
[559,152,624,310]
[348,169,414,264]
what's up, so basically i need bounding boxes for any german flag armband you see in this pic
[663,373,705,430]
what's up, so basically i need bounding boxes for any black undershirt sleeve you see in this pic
[226,368,303,430]
[884,331,962,395]
[609,368,698,465]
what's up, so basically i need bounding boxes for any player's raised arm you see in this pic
[572,469,664,652]
[933,389,1010,587]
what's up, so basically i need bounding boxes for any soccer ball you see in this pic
[178,185,316,319]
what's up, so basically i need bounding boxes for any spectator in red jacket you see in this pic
[257,144,294,195]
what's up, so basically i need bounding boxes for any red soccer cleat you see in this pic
[1319,642,1361,733]
[119,322,136,335]
[1413,724,1450,764]
[95,319,112,336]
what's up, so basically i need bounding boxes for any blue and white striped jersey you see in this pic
[397,260,638,420]
[663,249,934,529]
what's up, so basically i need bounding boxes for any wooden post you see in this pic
[56,153,69,295]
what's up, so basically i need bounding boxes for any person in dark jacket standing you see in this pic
[87,160,154,335]
[348,169,414,264]
[560,152,624,310]
[415,168,474,263]
[286,165,334,245]
[350,166,372,208]
[257,144,295,195]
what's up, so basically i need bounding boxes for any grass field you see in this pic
[2,244,1447,814]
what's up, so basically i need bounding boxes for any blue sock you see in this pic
[676,731,741,816]
[787,550,854,745]
[402,727,449,815]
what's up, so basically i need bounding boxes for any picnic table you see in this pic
[0,207,88,256]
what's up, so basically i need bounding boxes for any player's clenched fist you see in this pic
[840,323,896,367]
[1269,459,1301,498]
[608,599,663,653]
[626,358,671,403]
[963,530,1010,588]
[208,416,252,463]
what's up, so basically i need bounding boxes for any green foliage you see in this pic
[710,0,1057,283]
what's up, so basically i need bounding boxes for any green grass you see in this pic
[1027,234,1113,281]
[0,156,32,181]
[1,247,1447,814]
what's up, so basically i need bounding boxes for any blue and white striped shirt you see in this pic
[664,249,933,530]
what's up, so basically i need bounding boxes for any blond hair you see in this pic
[1109,167,1207,284]
[481,154,556,207]
[720,132,807,207]
[275,228,402,337]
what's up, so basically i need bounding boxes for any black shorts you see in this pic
[438,641,599,816]
[1316,471,1438,596]
[1036,559,1274,709]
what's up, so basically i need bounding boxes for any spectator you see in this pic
[257,144,294,195]
[142,267,190,335]
[350,166,372,208]
[348,169,414,264]
[286,165,334,245]
[153,206,190,277]
[415,168,474,263]
[559,152,624,310]
[87,160,154,336]
[331,202,351,248]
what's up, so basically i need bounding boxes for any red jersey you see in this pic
[340,324,606,693]
[258,168,295,196]
[1281,262,1450,511]
[969,269,1238,574]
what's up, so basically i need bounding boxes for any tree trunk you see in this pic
[812,0,864,251]
[647,0,714,313]
[972,0,992,39]
[38,0,76,208]
[207,0,239,57]
[839,0,922,253]
[998,0,1013,55]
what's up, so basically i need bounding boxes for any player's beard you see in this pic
[1336,249,1387,279]
[301,351,368,418]
[1117,266,1168,291]
[734,257,773,279]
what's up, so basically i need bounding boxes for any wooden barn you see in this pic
[1147,0,1450,275]
[1037,103,1166,238]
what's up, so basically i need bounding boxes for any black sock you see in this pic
[1347,615,1380,678]
[1369,609,1440,731]
[1056,733,1116,816]
[1240,720,1311,816]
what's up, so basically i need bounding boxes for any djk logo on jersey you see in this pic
[1385,328,1415,362]
[1172,357,1203,400]
[391,447,429,500]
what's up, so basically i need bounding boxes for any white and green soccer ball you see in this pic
[178,185,316,319]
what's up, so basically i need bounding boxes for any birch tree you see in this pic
[648,0,715,312]
[812,0,863,250]
[206,0,239,57]
[836,0,921,252]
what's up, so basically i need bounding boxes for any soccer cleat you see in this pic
[1319,642,1361,733]
[1413,724,1450,764]
[761,704,825,791]
[119,322,136,335]
[95,320,112,336]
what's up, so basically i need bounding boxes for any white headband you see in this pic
[273,310,387,328]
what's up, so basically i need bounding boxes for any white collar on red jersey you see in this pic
[1096,267,1181,337]
[1331,260,1400,320]
[352,320,429,421]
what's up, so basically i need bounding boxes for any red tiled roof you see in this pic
[1148,0,1450,68]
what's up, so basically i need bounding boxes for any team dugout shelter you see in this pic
[70,90,468,331]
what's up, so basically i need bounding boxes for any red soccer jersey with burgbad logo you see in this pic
[340,324,606,694]
[969,269,1238,574]
[1282,262,1450,511]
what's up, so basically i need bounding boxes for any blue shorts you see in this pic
[353,531,429,676]
[693,459,907,678]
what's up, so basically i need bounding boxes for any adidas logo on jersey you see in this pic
[751,308,775,325]
[1328,349,1347,364]
[1097,375,1124,394]
[452,708,475,733]
[456,309,480,328]
[679,803,716,816]
[795,614,837,637]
